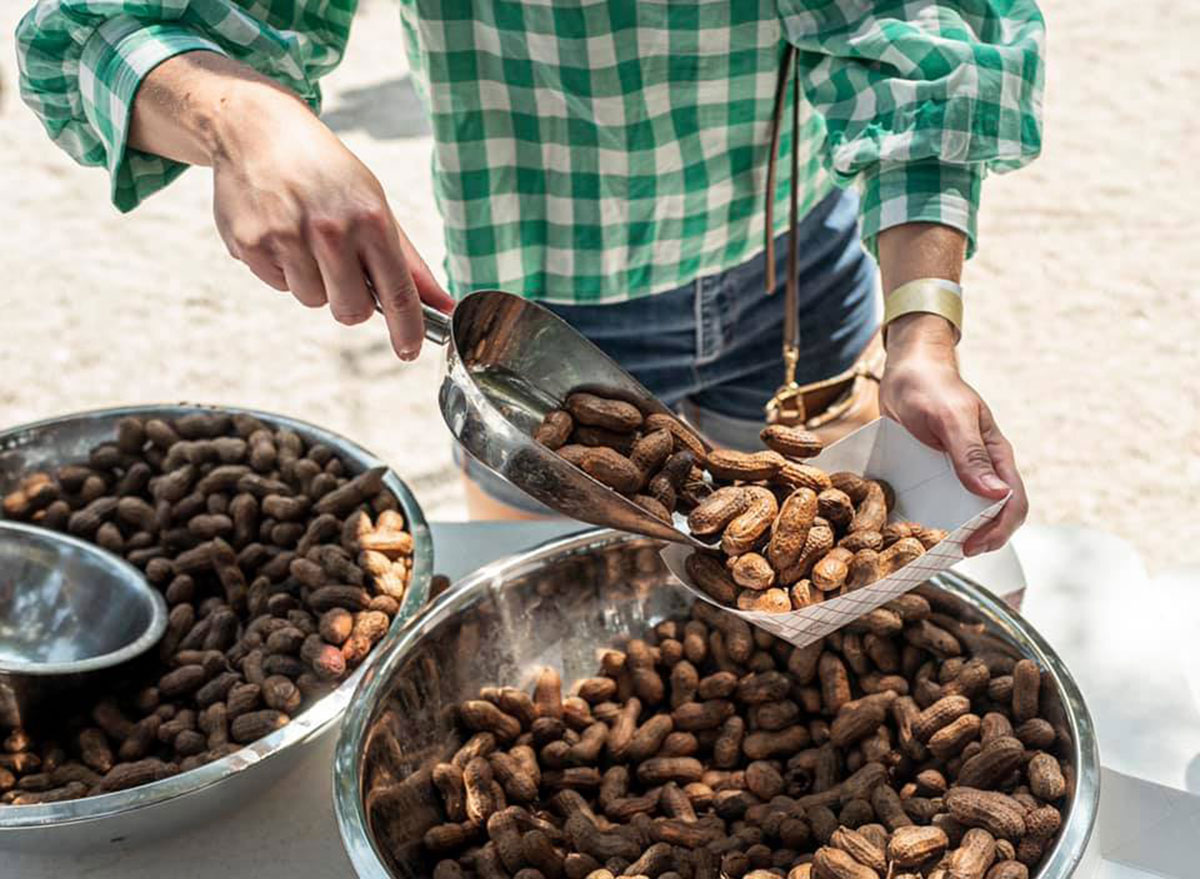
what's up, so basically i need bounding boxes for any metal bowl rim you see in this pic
[0,520,169,676]
[0,403,433,831]
[332,528,1101,879]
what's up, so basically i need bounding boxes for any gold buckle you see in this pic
[765,345,806,426]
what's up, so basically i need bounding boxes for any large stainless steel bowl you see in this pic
[334,530,1100,879]
[0,405,433,851]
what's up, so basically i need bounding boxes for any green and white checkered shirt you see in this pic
[16,0,1044,303]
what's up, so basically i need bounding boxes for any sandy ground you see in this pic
[1,0,1197,571]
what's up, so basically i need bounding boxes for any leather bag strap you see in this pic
[763,44,805,422]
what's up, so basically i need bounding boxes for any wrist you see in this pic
[131,50,310,168]
[205,78,310,166]
[877,224,967,354]
[884,314,959,367]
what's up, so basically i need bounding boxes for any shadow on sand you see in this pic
[323,76,430,140]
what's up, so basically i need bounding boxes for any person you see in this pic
[16,1,1039,554]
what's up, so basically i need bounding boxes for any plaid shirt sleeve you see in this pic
[15,0,355,211]
[778,1,1045,258]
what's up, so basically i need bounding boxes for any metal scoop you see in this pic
[411,290,711,548]
[0,520,168,728]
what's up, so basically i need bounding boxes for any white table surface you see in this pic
[8,521,1199,877]
[1012,526,1200,795]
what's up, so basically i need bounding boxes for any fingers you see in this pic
[964,408,1029,556]
[226,209,437,360]
[215,152,444,358]
[221,225,291,293]
[236,250,289,292]
[310,219,375,326]
[881,362,1025,557]
[361,218,425,360]
[396,224,454,312]
[937,403,1010,501]
[279,246,328,309]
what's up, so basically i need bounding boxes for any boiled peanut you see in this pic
[811,549,851,592]
[683,553,736,605]
[572,424,636,454]
[1027,752,1066,801]
[630,429,673,476]
[760,425,822,459]
[463,756,499,825]
[985,863,1029,879]
[819,653,851,714]
[944,788,1027,840]
[778,462,832,494]
[460,701,522,743]
[849,481,887,534]
[722,488,779,556]
[1013,718,1055,750]
[534,410,574,449]
[633,494,672,522]
[730,553,776,591]
[811,846,878,879]
[736,588,791,613]
[644,413,708,463]
[707,449,786,482]
[846,549,880,589]
[557,445,588,466]
[766,488,817,571]
[878,537,925,577]
[928,713,982,759]
[565,393,643,433]
[829,826,886,873]
[579,447,642,494]
[816,488,854,530]
[1012,660,1041,724]
[688,487,750,537]
[777,522,834,586]
[889,825,949,867]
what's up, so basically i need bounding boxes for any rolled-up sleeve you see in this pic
[777,1,1045,258]
[16,0,355,211]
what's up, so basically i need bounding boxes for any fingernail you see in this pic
[981,474,1008,493]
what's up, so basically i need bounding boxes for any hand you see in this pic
[129,52,453,360]
[880,314,1029,555]
[211,88,453,359]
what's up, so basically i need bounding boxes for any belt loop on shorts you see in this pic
[694,274,722,366]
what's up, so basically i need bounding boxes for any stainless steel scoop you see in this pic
[410,290,711,548]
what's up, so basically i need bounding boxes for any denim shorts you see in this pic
[457,187,880,512]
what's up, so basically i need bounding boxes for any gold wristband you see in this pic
[882,278,964,343]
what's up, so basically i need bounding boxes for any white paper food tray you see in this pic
[1087,768,1200,878]
[661,417,1009,648]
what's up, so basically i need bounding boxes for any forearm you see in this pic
[876,223,965,357]
[129,50,308,167]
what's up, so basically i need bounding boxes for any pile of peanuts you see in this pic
[535,393,706,523]
[0,410,415,804]
[534,398,945,614]
[406,597,1068,879]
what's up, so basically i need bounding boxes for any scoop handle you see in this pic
[421,304,452,346]
[369,300,453,346]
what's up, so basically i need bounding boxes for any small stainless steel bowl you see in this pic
[0,520,168,728]
[334,530,1100,879]
[0,404,432,851]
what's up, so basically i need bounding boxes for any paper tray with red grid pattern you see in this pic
[660,417,1009,648]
